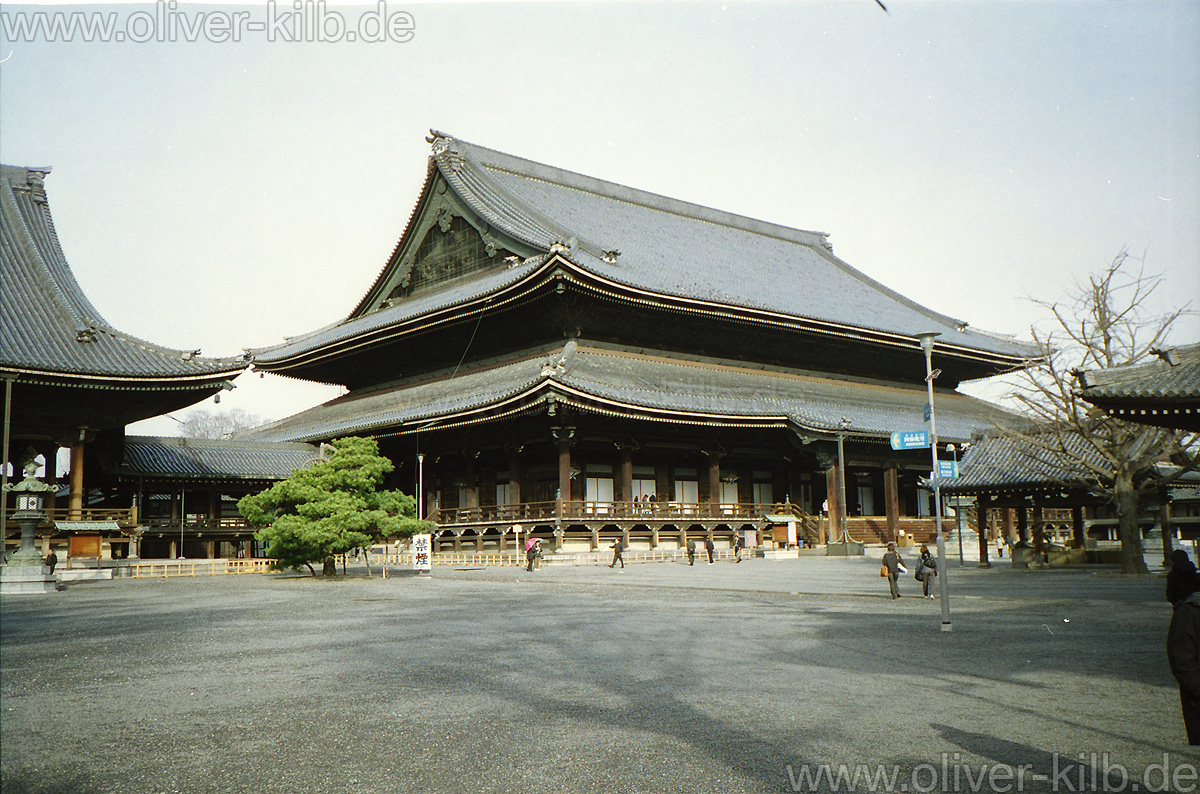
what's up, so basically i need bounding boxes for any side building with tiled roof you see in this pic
[2,164,248,557]
[242,132,1038,557]
[1075,343,1200,431]
[102,436,319,560]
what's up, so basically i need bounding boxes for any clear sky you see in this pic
[2,0,1198,437]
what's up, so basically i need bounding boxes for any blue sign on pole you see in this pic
[890,430,930,450]
[937,460,958,479]
[924,402,931,422]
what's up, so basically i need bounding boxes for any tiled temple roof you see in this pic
[1076,344,1200,430]
[941,431,1106,494]
[114,436,319,481]
[1,165,245,382]
[240,341,1018,444]
[249,133,1035,368]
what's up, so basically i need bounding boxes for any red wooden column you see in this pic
[884,464,900,543]
[68,441,85,520]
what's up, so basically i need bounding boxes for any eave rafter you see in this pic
[255,254,1030,379]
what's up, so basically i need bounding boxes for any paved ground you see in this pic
[0,552,1190,794]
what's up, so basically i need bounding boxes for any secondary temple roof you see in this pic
[1,165,244,383]
[1075,343,1200,431]
[113,436,319,482]
[249,133,1035,371]
[241,341,1018,445]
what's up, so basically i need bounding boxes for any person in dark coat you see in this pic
[1168,591,1200,744]
[916,544,937,599]
[704,536,715,565]
[45,550,58,575]
[1167,549,1200,606]
[686,538,696,566]
[609,539,624,569]
[881,542,905,599]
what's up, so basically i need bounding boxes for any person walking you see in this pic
[686,538,696,566]
[916,544,937,598]
[1168,589,1200,744]
[609,538,624,569]
[732,531,743,563]
[45,550,58,575]
[881,542,906,599]
[1167,549,1200,606]
[704,535,715,565]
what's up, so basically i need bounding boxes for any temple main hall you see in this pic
[240,132,1036,557]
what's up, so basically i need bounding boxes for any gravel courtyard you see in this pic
[0,556,1188,794]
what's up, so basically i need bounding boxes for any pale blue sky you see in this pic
[2,0,1198,435]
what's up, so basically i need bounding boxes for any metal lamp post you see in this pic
[917,332,952,632]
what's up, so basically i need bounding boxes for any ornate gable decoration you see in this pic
[372,175,523,312]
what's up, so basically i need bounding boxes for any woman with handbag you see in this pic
[881,542,906,599]
[917,544,937,599]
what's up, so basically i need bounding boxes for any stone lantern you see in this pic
[1,453,59,594]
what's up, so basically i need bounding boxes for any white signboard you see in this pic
[411,533,432,573]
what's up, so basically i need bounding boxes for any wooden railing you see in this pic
[430,501,806,527]
[128,558,276,578]
[141,517,253,531]
[3,507,136,527]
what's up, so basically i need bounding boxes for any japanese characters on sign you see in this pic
[890,430,930,450]
[412,533,432,573]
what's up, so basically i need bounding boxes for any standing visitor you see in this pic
[916,544,937,599]
[1168,590,1200,744]
[732,531,743,563]
[704,535,715,565]
[881,542,905,599]
[1167,549,1200,606]
[686,538,696,566]
[525,535,539,572]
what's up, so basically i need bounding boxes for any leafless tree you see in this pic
[179,408,265,439]
[1007,250,1198,574]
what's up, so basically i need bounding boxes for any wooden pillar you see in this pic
[508,449,522,507]
[590,527,598,552]
[825,465,840,543]
[557,437,572,504]
[884,464,900,542]
[977,493,991,568]
[707,452,721,518]
[68,441,85,520]
[1016,506,1028,543]
[620,446,633,507]
[464,456,478,510]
